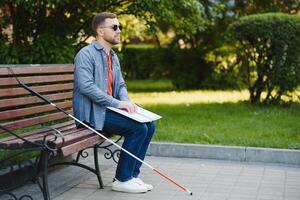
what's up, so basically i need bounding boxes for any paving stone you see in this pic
[5,153,300,200]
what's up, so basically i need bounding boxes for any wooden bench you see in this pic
[0,64,120,200]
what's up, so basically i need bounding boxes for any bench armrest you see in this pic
[42,127,65,152]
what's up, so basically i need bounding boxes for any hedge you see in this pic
[119,47,213,89]
[226,13,300,103]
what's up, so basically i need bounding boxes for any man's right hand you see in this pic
[117,101,137,113]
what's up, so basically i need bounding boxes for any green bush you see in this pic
[119,47,212,89]
[168,49,212,90]
[119,47,171,79]
[0,35,75,64]
[226,13,300,103]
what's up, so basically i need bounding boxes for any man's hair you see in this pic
[92,12,117,35]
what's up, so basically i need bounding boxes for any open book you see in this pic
[106,106,162,123]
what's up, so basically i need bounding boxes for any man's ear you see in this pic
[97,28,104,37]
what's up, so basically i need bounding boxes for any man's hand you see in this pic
[117,101,138,113]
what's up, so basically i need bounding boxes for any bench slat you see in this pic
[1,134,104,156]
[0,75,73,86]
[0,83,73,98]
[0,128,102,154]
[0,65,73,76]
[22,129,95,148]
[22,128,86,145]
[54,130,94,146]
[0,111,71,133]
[0,92,72,109]
[0,127,89,147]
[60,135,103,156]
[0,121,75,143]
[0,101,72,120]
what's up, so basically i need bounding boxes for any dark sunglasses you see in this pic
[100,24,122,31]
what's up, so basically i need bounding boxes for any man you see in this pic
[73,12,155,194]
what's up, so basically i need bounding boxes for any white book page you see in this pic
[106,106,162,123]
[136,106,162,121]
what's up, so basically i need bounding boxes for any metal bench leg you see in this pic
[39,150,50,200]
[94,145,104,189]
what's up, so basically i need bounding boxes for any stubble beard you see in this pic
[107,35,120,45]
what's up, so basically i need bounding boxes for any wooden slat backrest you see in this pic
[0,92,72,109]
[0,75,73,86]
[0,101,72,120]
[0,83,73,98]
[0,65,73,76]
[0,64,74,134]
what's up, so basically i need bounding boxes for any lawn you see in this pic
[126,79,300,149]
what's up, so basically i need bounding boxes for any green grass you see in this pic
[126,79,300,149]
[144,103,300,149]
[126,79,174,92]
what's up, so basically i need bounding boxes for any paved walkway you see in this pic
[51,155,300,200]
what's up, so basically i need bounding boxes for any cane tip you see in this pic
[185,188,193,196]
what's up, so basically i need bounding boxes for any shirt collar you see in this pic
[92,40,116,56]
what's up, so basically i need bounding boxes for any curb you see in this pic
[146,142,300,165]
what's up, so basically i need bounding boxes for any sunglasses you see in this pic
[100,24,122,31]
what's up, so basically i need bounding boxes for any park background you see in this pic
[0,0,299,149]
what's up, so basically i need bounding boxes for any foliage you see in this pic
[181,0,300,51]
[119,47,212,89]
[154,1,299,91]
[134,0,206,35]
[118,15,149,46]
[232,0,299,15]
[203,45,245,89]
[170,0,300,91]
[226,13,300,103]
[168,49,212,89]
[118,46,170,79]
[0,0,205,64]
[0,34,75,64]
[190,1,300,91]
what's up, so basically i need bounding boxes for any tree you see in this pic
[183,0,300,90]
[232,0,299,16]
[0,0,205,64]
[226,13,300,103]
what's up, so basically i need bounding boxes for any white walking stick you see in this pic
[9,68,193,195]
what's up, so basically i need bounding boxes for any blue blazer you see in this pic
[73,40,129,130]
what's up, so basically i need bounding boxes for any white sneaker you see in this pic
[112,178,148,193]
[133,177,153,191]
